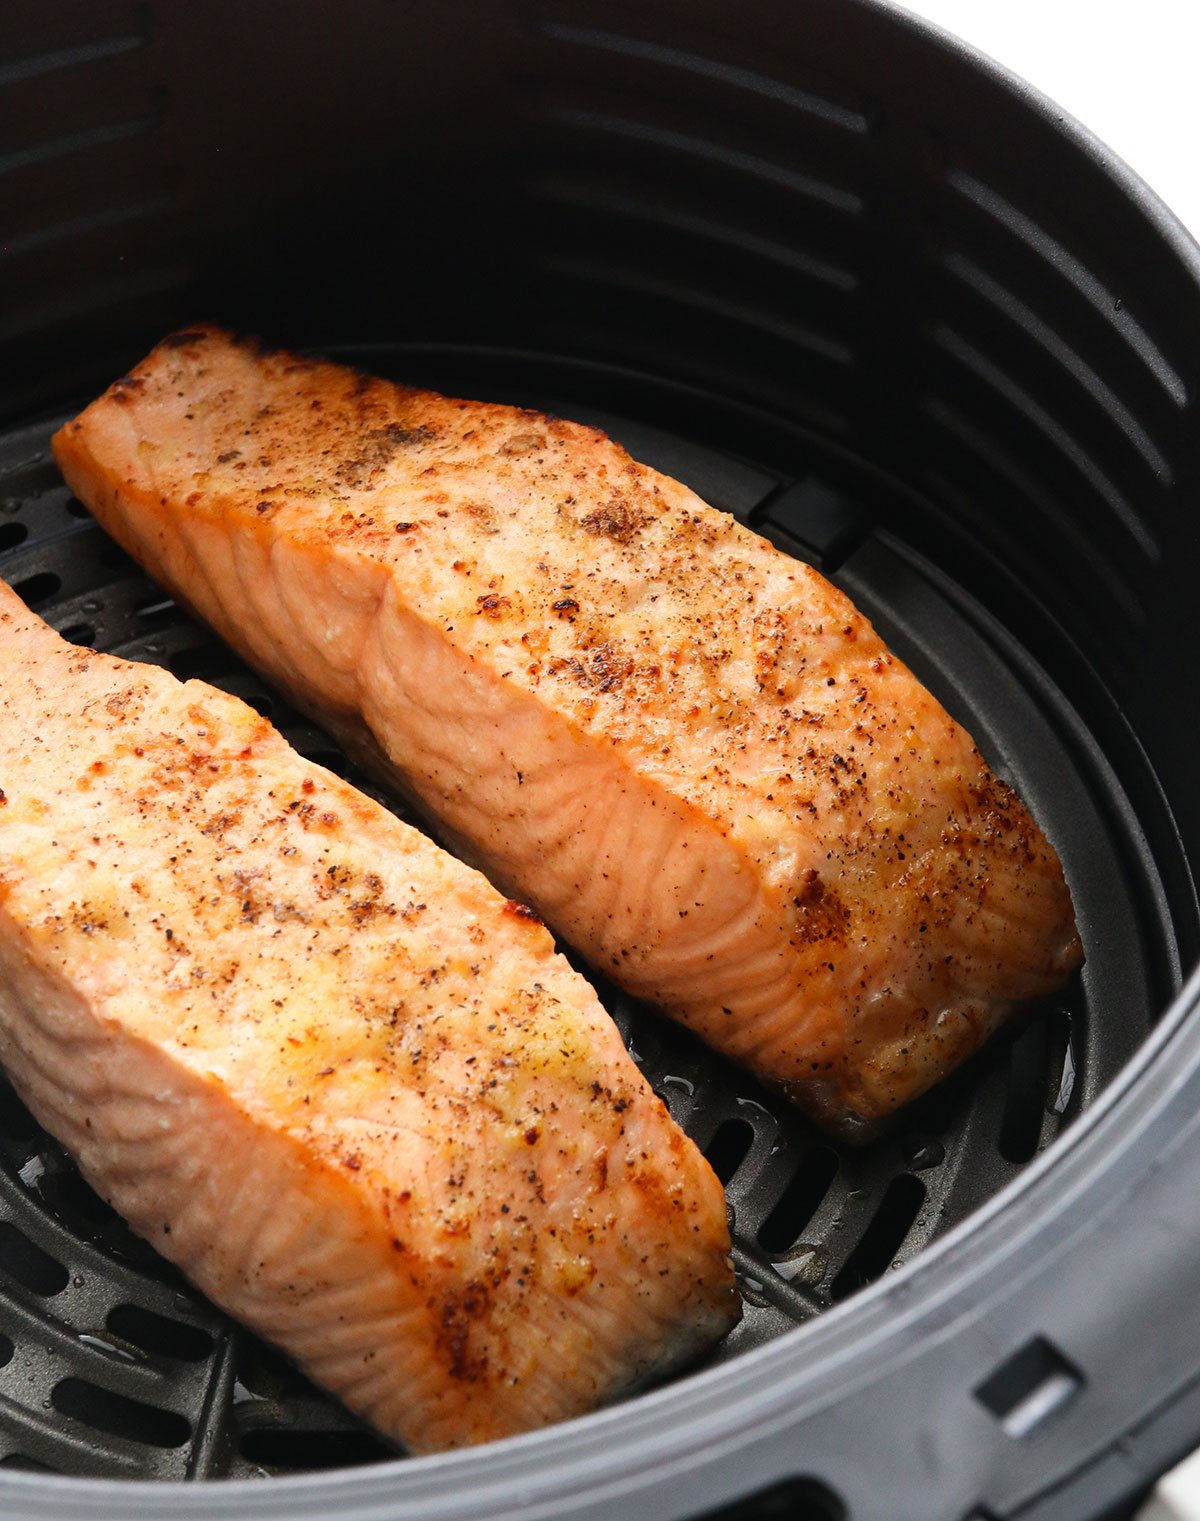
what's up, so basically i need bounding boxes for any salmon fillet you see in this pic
[0,578,737,1452]
[53,327,1083,1133]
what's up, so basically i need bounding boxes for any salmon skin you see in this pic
[0,579,737,1452]
[54,326,1083,1134]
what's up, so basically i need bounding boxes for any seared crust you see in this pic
[0,581,737,1450]
[54,327,1083,1130]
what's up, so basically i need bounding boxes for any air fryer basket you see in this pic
[1,2,1198,1518]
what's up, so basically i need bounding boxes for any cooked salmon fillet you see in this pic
[0,579,736,1452]
[53,327,1083,1133]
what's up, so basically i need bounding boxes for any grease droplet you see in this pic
[901,1138,945,1171]
[775,1242,828,1287]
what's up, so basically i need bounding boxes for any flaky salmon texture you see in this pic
[0,582,737,1451]
[53,326,1084,1134]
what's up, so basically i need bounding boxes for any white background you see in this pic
[893,8,1199,1515]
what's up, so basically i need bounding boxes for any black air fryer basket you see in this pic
[1,2,1198,1518]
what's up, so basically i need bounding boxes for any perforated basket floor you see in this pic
[0,345,1170,1481]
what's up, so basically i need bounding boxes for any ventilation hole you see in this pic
[242,691,274,718]
[697,1475,846,1520]
[0,1220,69,1296]
[211,675,277,717]
[43,1172,187,1285]
[0,522,28,552]
[107,1304,215,1363]
[168,645,226,680]
[757,1148,839,1255]
[998,1016,1051,1163]
[235,1338,324,1401]
[237,1427,391,1470]
[974,1336,1083,1438]
[57,622,96,648]
[906,1068,970,1134]
[830,1175,926,1301]
[0,1454,57,1472]
[703,1118,755,1184]
[0,1081,41,1143]
[94,535,133,570]
[65,497,92,519]
[1044,1008,1077,1116]
[0,1333,14,1368]
[655,1073,698,1114]
[134,593,177,629]
[303,749,350,777]
[12,570,62,610]
[51,1379,191,1449]
[50,1169,121,1226]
